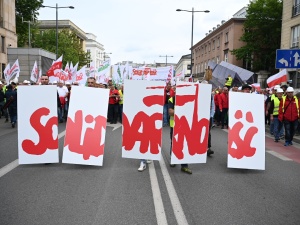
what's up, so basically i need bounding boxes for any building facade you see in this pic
[175,54,191,78]
[192,8,247,80]
[38,20,87,51]
[0,0,18,79]
[281,0,300,87]
[85,33,105,68]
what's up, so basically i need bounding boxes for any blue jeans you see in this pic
[283,120,298,142]
[163,103,169,125]
[8,105,17,124]
[57,107,64,122]
[273,117,283,140]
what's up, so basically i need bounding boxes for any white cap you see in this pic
[286,87,294,92]
[274,85,280,90]
[276,88,284,93]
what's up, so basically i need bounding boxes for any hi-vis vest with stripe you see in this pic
[169,97,174,128]
[225,77,233,86]
[272,97,280,115]
[282,96,299,114]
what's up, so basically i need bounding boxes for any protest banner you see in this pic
[122,80,165,160]
[18,86,59,164]
[62,86,109,166]
[228,92,265,170]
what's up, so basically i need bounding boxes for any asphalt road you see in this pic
[0,119,299,225]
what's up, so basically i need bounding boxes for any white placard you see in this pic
[171,83,212,164]
[122,80,165,160]
[228,92,265,170]
[18,86,59,164]
[62,86,109,166]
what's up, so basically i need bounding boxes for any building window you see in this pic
[291,25,300,48]
[204,61,207,70]
[224,51,228,62]
[225,32,229,43]
[1,36,4,53]
[208,43,211,52]
[216,56,220,64]
[212,40,215,50]
[292,0,300,17]
[201,63,204,72]
[205,45,207,53]
[217,37,220,47]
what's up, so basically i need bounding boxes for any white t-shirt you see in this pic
[57,86,69,99]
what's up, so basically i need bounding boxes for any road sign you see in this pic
[276,49,300,69]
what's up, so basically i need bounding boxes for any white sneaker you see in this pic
[146,160,152,164]
[138,162,146,172]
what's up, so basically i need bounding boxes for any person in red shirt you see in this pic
[278,87,300,146]
[214,87,222,126]
[218,87,229,129]
[108,85,120,124]
[163,82,174,127]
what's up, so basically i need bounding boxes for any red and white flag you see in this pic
[3,63,11,84]
[47,55,63,82]
[251,83,261,91]
[267,69,287,88]
[75,65,87,85]
[30,61,39,83]
[71,62,78,82]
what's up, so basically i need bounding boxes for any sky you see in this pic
[38,0,251,65]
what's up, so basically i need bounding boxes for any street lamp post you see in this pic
[41,4,74,59]
[176,8,209,78]
[103,52,112,61]
[22,15,34,47]
[159,55,173,66]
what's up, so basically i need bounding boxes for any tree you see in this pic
[32,29,89,67]
[231,0,282,73]
[16,0,44,47]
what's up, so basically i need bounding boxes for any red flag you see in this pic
[47,55,63,77]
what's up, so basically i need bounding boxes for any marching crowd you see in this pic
[1,75,299,174]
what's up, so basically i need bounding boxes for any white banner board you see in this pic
[122,80,165,160]
[171,83,212,164]
[18,86,59,164]
[62,86,109,166]
[228,92,265,170]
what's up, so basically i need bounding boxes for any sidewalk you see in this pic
[265,124,300,144]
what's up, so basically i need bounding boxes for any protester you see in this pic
[269,88,284,142]
[4,84,17,128]
[224,74,233,89]
[219,87,229,129]
[278,87,299,146]
[163,82,174,127]
[57,81,69,123]
[108,85,119,124]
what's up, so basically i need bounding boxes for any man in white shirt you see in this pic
[57,81,69,122]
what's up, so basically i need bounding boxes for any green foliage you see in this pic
[16,0,43,47]
[32,29,89,67]
[231,0,282,72]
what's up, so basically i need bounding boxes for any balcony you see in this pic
[292,3,300,17]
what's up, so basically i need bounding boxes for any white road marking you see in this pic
[267,151,293,161]
[148,162,168,225]
[106,123,122,131]
[159,156,189,225]
[0,130,66,178]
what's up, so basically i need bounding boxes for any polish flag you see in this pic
[46,55,63,77]
[30,61,38,83]
[267,69,287,88]
[251,83,261,91]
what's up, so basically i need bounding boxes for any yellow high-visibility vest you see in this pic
[169,97,174,128]
[225,77,233,86]
[273,97,280,115]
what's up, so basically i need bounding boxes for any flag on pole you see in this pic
[251,83,261,91]
[3,64,11,84]
[30,61,39,83]
[46,55,63,82]
[71,62,79,82]
[9,59,21,80]
[267,69,287,88]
